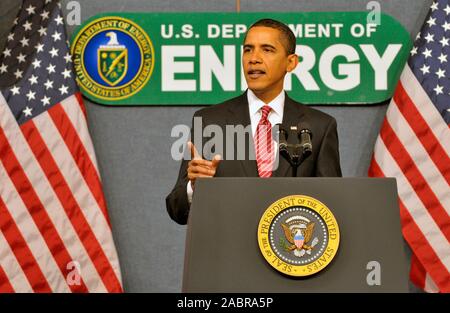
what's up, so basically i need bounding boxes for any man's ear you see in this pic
[286,53,299,72]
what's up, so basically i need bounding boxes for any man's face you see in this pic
[242,26,298,99]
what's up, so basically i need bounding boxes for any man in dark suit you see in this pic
[166,19,342,225]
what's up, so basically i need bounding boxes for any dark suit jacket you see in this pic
[166,92,342,224]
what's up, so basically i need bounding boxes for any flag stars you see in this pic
[7,33,14,41]
[422,48,432,59]
[62,68,71,79]
[3,48,11,58]
[41,96,51,106]
[26,90,36,101]
[10,86,20,96]
[433,84,444,95]
[46,64,56,74]
[435,68,446,79]
[40,10,50,20]
[438,53,448,63]
[0,63,7,73]
[23,20,33,31]
[430,2,438,11]
[14,69,23,79]
[410,46,418,56]
[20,37,29,47]
[23,107,33,117]
[25,4,36,15]
[439,37,449,47]
[444,5,450,15]
[64,53,72,63]
[415,32,421,41]
[44,79,54,90]
[426,17,436,27]
[424,33,434,43]
[38,27,47,36]
[17,53,26,63]
[420,64,430,75]
[35,43,45,53]
[54,15,64,25]
[28,75,38,85]
[32,59,41,69]
[52,31,62,42]
[59,84,69,95]
[443,21,450,32]
[49,47,59,58]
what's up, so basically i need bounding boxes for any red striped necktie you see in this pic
[254,105,274,178]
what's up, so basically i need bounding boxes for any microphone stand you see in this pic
[277,125,312,177]
[279,144,311,177]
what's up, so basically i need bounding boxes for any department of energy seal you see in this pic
[257,195,340,277]
[71,16,154,101]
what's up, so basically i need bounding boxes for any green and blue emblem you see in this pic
[71,16,154,101]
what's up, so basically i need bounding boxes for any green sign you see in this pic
[71,12,412,105]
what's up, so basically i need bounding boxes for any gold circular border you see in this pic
[257,195,340,277]
[71,16,155,101]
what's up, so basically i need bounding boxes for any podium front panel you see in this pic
[183,178,409,292]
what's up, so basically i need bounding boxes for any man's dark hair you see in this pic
[246,18,296,55]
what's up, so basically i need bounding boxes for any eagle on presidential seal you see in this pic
[280,215,319,258]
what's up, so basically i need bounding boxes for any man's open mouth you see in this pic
[247,69,266,78]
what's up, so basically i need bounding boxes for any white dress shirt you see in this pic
[187,89,285,203]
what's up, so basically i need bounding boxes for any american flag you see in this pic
[368,0,450,292]
[0,0,123,292]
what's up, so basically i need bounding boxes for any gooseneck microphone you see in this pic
[298,122,312,156]
[277,125,288,152]
[274,123,313,177]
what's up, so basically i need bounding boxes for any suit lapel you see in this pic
[272,93,306,177]
[226,92,259,177]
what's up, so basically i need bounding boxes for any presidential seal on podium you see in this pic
[257,195,340,277]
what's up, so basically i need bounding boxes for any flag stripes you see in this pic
[0,232,32,292]
[379,119,450,240]
[49,98,111,227]
[0,1,122,292]
[0,94,122,292]
[394,83,450,184]
[369,156,450,291]
[0,265,15,293]
[0,196,52,292]
[0,162,75,292]
[373,137,450,271]
[34,105,121,286]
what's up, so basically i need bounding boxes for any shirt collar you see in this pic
[247,89,285,118]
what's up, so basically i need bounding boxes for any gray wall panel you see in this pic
[0,0,429,292]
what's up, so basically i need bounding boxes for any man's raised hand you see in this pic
[187,141,221,190]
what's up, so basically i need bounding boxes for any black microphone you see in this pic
[273,123,288,152]
[298,123,312,155]
[275,123,312,177]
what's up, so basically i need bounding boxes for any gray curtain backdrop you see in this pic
[0,0,431,292]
